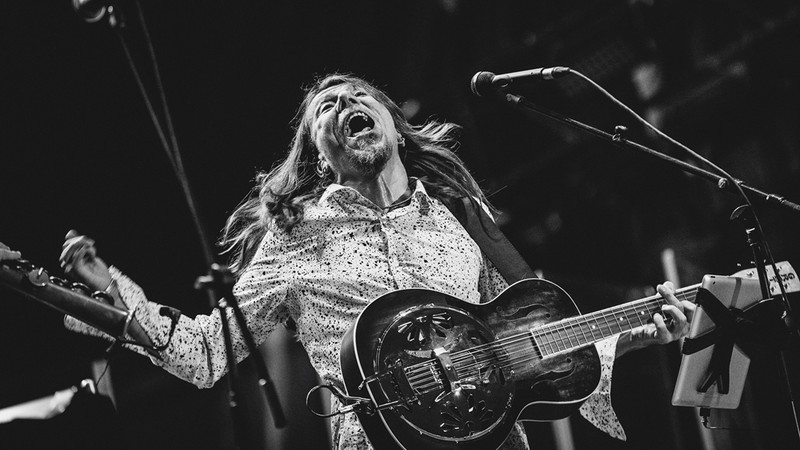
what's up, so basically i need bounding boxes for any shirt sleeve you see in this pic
[64,232,294,389]
[579,336,627,440]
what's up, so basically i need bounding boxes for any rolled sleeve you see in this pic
[65,232,294,389]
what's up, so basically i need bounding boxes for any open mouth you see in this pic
[344,111,375,137]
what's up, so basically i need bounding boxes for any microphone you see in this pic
[470,67,570,97]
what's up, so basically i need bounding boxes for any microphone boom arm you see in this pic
[497,92,800,214]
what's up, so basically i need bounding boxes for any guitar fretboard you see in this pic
[530,285,698,357]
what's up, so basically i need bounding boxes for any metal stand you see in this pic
[478,69,800,442]
[74,2,285,447]
[730,205,800,439]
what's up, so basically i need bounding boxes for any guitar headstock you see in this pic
[731,261,800,295]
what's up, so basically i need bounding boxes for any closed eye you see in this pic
[317,102,334,116]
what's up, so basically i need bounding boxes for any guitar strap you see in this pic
[443,196,537,287]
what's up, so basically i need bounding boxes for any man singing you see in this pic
[53,74,693,449]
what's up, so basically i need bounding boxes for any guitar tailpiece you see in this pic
[306,383,376,418]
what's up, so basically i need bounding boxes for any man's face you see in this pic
[306,83,399,181]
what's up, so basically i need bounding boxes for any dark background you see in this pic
[1,1,799,449]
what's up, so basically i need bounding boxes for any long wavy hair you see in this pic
[219,73,491,276]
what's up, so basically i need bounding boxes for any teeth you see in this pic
[345,111,372,137]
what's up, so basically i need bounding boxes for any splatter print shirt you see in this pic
[67,180,624,448]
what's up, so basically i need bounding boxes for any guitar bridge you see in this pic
[431,347,476,399]
[360,360,421,412]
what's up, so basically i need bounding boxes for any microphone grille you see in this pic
[470,71,495,97]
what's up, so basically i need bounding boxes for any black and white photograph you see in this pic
[2,1,799,449]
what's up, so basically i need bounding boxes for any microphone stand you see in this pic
[77,2,285,448]
[482,86,800,441]
[497,92,800,216]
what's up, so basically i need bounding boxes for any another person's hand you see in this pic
[618,281,696,356]
[59,230,112,291]
[0,242,22,261]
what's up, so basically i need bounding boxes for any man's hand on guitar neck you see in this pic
[616,281,696,357]
[0,242,22,261]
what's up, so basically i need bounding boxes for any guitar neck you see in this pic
[531,284,699,356]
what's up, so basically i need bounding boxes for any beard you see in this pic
[343,137,392,179]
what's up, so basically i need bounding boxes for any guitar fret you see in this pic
[586,317,597,341]
[591,314,603,339]
[563,323,572,351]
[566,321,576,348]
[566,320,578,348]
[594,314,604,338]
[531,283,710,358]
[546,328,556,353]
[624,309,636,329]
[547,332,558,353]
[532,330,542,356]
[557,324,568,351]
[608,315,616,334]
[622,308,634,331]
[534,331,544,356]
[560,324,570,351]
[568,321,579,347]
[544,331,553,355]
[633,304,647,327]
[577,319,590,345]
[539,330,550,355]
[552,325,562,351]
[556,323,566,350]
[605,310,615,336]
[541,329,551,354]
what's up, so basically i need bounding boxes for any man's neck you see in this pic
[337,158,410,209]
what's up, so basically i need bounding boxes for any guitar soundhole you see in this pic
[439,394,495,435]
[396,312,453,345]
[431,312,453,337]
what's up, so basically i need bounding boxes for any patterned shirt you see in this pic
[66,180,625,448]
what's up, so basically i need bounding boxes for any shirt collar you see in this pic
[317,178,431,210]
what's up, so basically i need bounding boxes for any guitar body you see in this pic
[340,279,601,450]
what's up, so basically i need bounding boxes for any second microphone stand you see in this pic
[86,3,285,449]
[485,82,800,442]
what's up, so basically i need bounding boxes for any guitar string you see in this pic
[404,296,672,384]
[411,335,636,393]
[451,288,695,363]
[408,340,531,387]
[466,288,693,360]
[404,317,638,386]
[404,294,670,375]
[409,316,687,391]
[402,289,697,389]
[405,312,649,386]
[413,287,696,374]
[403,288,697,385]
[410,344,534,391]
